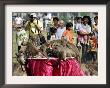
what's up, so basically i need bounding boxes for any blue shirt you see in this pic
[55,27,65,39]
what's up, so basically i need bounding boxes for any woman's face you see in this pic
[83,18,88,24]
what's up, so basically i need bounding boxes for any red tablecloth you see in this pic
[25,58,85,76]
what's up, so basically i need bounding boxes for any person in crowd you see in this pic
[25,13,42,40]
[88,33,97,64]
[55,20,66,39]
[16,25,28,52]
[48,17,59,40]
[46,21,52,40]
[14,15,23,29]
[76,16,91,50]
[80,16,92,44]
[75,17,83,49]
[73,17,78,32]
[92,16,98,46]
[43,13,50,30]
[92,16,98,32]
[79,16,92,63]
[52,17,59,28]
[62,22,74,44]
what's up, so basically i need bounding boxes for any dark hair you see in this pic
[77,17,82,21]
[94,16,98,20]
[44,13,47,16]
[30,15,34,18]
[83,16,92,26]
[66,22,73,28]
[89,32,95,36]
[81,18,83,21]
[53,17,59,21]
[74,17,78,20]
[50,27,57,35]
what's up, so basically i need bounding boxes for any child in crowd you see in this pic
[76,17,83,47]
[62,22,74,44]
[88,33,97,64]
[76,17,89,50]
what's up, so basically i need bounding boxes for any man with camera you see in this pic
[25,13,42,39]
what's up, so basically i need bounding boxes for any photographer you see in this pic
[25,13,42,39]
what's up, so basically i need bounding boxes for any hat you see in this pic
[30,13,37,18]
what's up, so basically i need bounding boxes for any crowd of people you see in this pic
[74,16,98,64]
[13,13,98,64]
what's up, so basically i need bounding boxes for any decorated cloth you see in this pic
[25,58,58,76]
[25,57,85,76]
[59,58,85,76]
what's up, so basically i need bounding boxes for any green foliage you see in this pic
[80,12,89,17]
[59,13,71,26]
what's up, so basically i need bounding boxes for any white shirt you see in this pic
[76,23,83,31]
[47,13,51,20]
[55,27,66,39]
[81,24,91,33]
